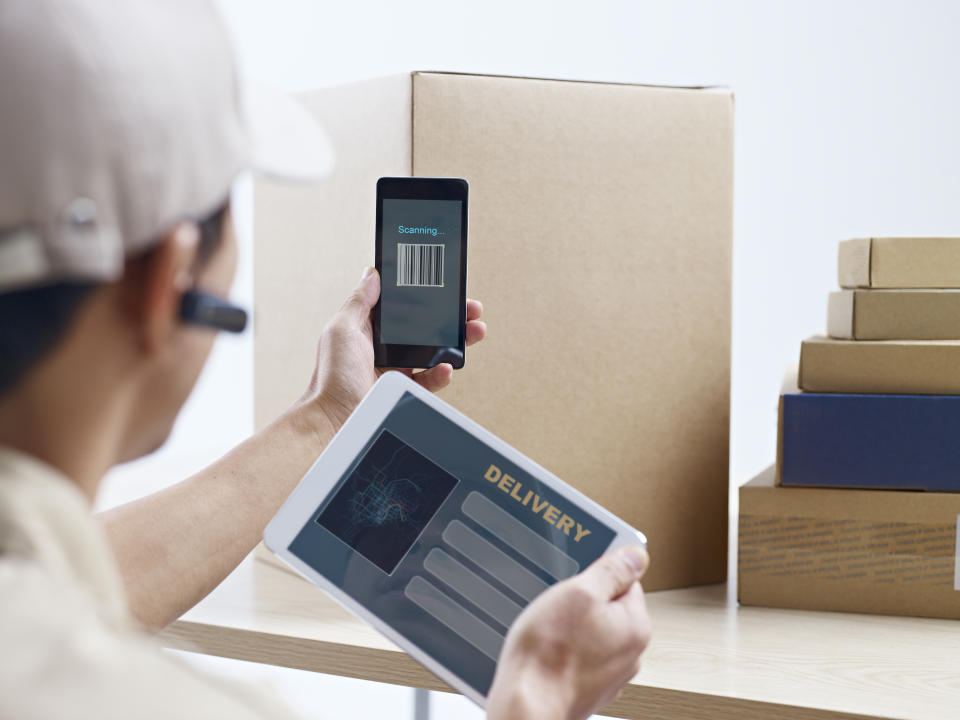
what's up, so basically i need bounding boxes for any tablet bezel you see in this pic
[264,371,647,708]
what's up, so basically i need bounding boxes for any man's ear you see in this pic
[130,223,200,354]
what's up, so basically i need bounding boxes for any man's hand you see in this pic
[301,266,486,429]
[487,546,652,720]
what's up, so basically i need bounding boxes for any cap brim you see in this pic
[243,82,335,182]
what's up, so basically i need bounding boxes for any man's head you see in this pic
[0,200,238,465]
[0,0,331,484]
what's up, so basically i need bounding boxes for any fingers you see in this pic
[616,581,653,658]
[618,579,649,615]
[337,267,380,327]
[619,582,651,633]
[466,320,486,346]
[467,299,483,321]
[413,363,453,392]
[466,300,485,346]
[580,546,649,601]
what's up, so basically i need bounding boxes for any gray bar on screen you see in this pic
[462,491,580,580]
[424,547,524,628]
[404,575,504,662]
[442,520,549,602]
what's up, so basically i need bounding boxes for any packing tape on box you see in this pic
[740,514,959,599]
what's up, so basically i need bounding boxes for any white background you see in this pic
[98,1,960,718]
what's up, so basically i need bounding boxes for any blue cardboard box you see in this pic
[778,392,960,491]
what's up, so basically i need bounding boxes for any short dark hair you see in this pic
[0,201,229,397]
[0,281,98,396]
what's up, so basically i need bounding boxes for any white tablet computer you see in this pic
[264,372,647,708]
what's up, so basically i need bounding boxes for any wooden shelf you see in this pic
[160,550,960,720]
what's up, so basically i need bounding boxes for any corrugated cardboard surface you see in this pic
[838,237,960,289]
[827,289,960,340]
[740,467,960,619]
[799,335,960,394]
[413,73,733,590]
[255,73,733,591]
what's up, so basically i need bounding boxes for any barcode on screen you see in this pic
[397,243,445,287]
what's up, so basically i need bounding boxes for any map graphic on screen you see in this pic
[348,472,422,527]
[317,430,458,573]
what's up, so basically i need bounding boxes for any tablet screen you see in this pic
[287,392,617,697]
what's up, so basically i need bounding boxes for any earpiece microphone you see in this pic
[179,290,248,333]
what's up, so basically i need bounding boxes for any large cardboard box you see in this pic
[254,72,733,591]
[739,468,960,619]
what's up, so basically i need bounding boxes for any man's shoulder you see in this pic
[0,554,100,635]
[0,556,294,720]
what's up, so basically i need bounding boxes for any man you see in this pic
[0,1,652,718]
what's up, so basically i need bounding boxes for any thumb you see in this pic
[581,546,648,601]
[339,266,380,325]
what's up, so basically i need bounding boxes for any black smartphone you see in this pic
[373,177,469,369]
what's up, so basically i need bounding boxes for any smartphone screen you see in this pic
[374,178,468,369]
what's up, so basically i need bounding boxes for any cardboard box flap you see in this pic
[826,290,855,339]
[414,70,731,93]
[838,238,871,288]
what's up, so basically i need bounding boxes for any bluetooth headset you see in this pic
[178,202,248,335]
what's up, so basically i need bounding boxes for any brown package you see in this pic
[828,289,960,340]
[740,467,960,619]
[838,237,960,289]
[799,335,960,394]
[254,72,734,591]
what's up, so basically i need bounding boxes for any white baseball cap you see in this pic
[0,0,333,293]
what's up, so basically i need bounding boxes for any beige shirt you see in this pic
[0,447,297,719]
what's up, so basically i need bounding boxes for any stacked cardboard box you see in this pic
[739,238,960,619]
